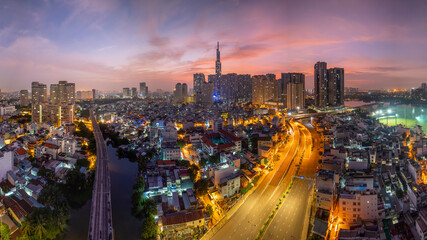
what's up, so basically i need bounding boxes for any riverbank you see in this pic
[63,145,141,240]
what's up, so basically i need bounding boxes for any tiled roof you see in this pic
[15,148,27,156]
[162,210,204,226]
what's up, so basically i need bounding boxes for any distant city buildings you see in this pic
[140,82,148,98]
[251,74,277,105]
[284,73,305,110]
[50,81,75,104]
[31,81,75,127]
[20,90,29,107]
[123,88,131,98]
[31,82,48,104]
[193,73,213,106]
[77,90,93,100]
[132,87,138,98]
[173,83,188,105]
[314,61,344,109]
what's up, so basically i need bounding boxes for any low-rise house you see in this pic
[160,210,205,239]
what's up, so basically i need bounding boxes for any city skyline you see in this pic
[1,0,427,92]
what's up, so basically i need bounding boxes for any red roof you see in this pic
[217,142,236,150]
[201,137,216,147]
[15,148,27,156]
[219,129,240,141]
[43,143,59,149]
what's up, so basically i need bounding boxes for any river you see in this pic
[63,145,141,240]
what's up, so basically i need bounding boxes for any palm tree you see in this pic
[33,215,47,239]
[21,220,33,236]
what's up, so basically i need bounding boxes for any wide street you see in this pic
[210,120,313,240]
[263,122,321,239]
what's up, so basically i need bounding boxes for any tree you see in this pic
[194,179,209,197]
[33,214,47,239]
[177,139,186,148]
[20,221,33,237]
[142,198,157,217]
[0,222,10,240]
[205,204,213,217]
[75,158,90,169]
[141,215,158,240]
[188,164,199,181]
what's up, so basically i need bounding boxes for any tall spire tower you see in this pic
[215,41,221,77]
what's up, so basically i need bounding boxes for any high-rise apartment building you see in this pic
[31,82,48,104]
[139,82,148,98]
[131,87,138,98]
[32,104,75,127]
[77,91,93,100]
[251,74,278,105]
[236,74,252,103]
[278,74,289,108]
[20,90,29,106]
[314,62,344,108]
[92,89,97,99]
[314,62,328,108]
[193,73,213,106]
[173,83,189,105]
[327,68,344,106]
[123,88,131,98]
[50,81,75,104]
[285,73,305,110]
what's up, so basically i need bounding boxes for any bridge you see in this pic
[88,109,113,240]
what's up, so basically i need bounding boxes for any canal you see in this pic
[63,145,141,240]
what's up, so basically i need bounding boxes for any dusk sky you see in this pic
[1,0,427,92]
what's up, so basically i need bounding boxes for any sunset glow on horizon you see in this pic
[1,0,427,91]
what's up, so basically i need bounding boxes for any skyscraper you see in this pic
[123,88,131,98]
[193,73,213,106]
[327,68,344,106]
[216,41,221,77]
[20,90,29,106]
[279,73,290,108]
[174,83,182,105]
[285,73,305,110]
[50,81,75,104]
[31,104,74,127]
[92,89,97,99]
[251,74,278,105]
[131,87,137,98]
[314,62,344,108]
[182,83,188,104]
[31,82,48,104]
[314,62,328,108]
[139,82,148,98]
[173,83,188,105]
[236,74,252,103]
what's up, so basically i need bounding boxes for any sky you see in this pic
[1,0,427,92]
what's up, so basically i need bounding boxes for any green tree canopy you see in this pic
[141,215,158,240]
